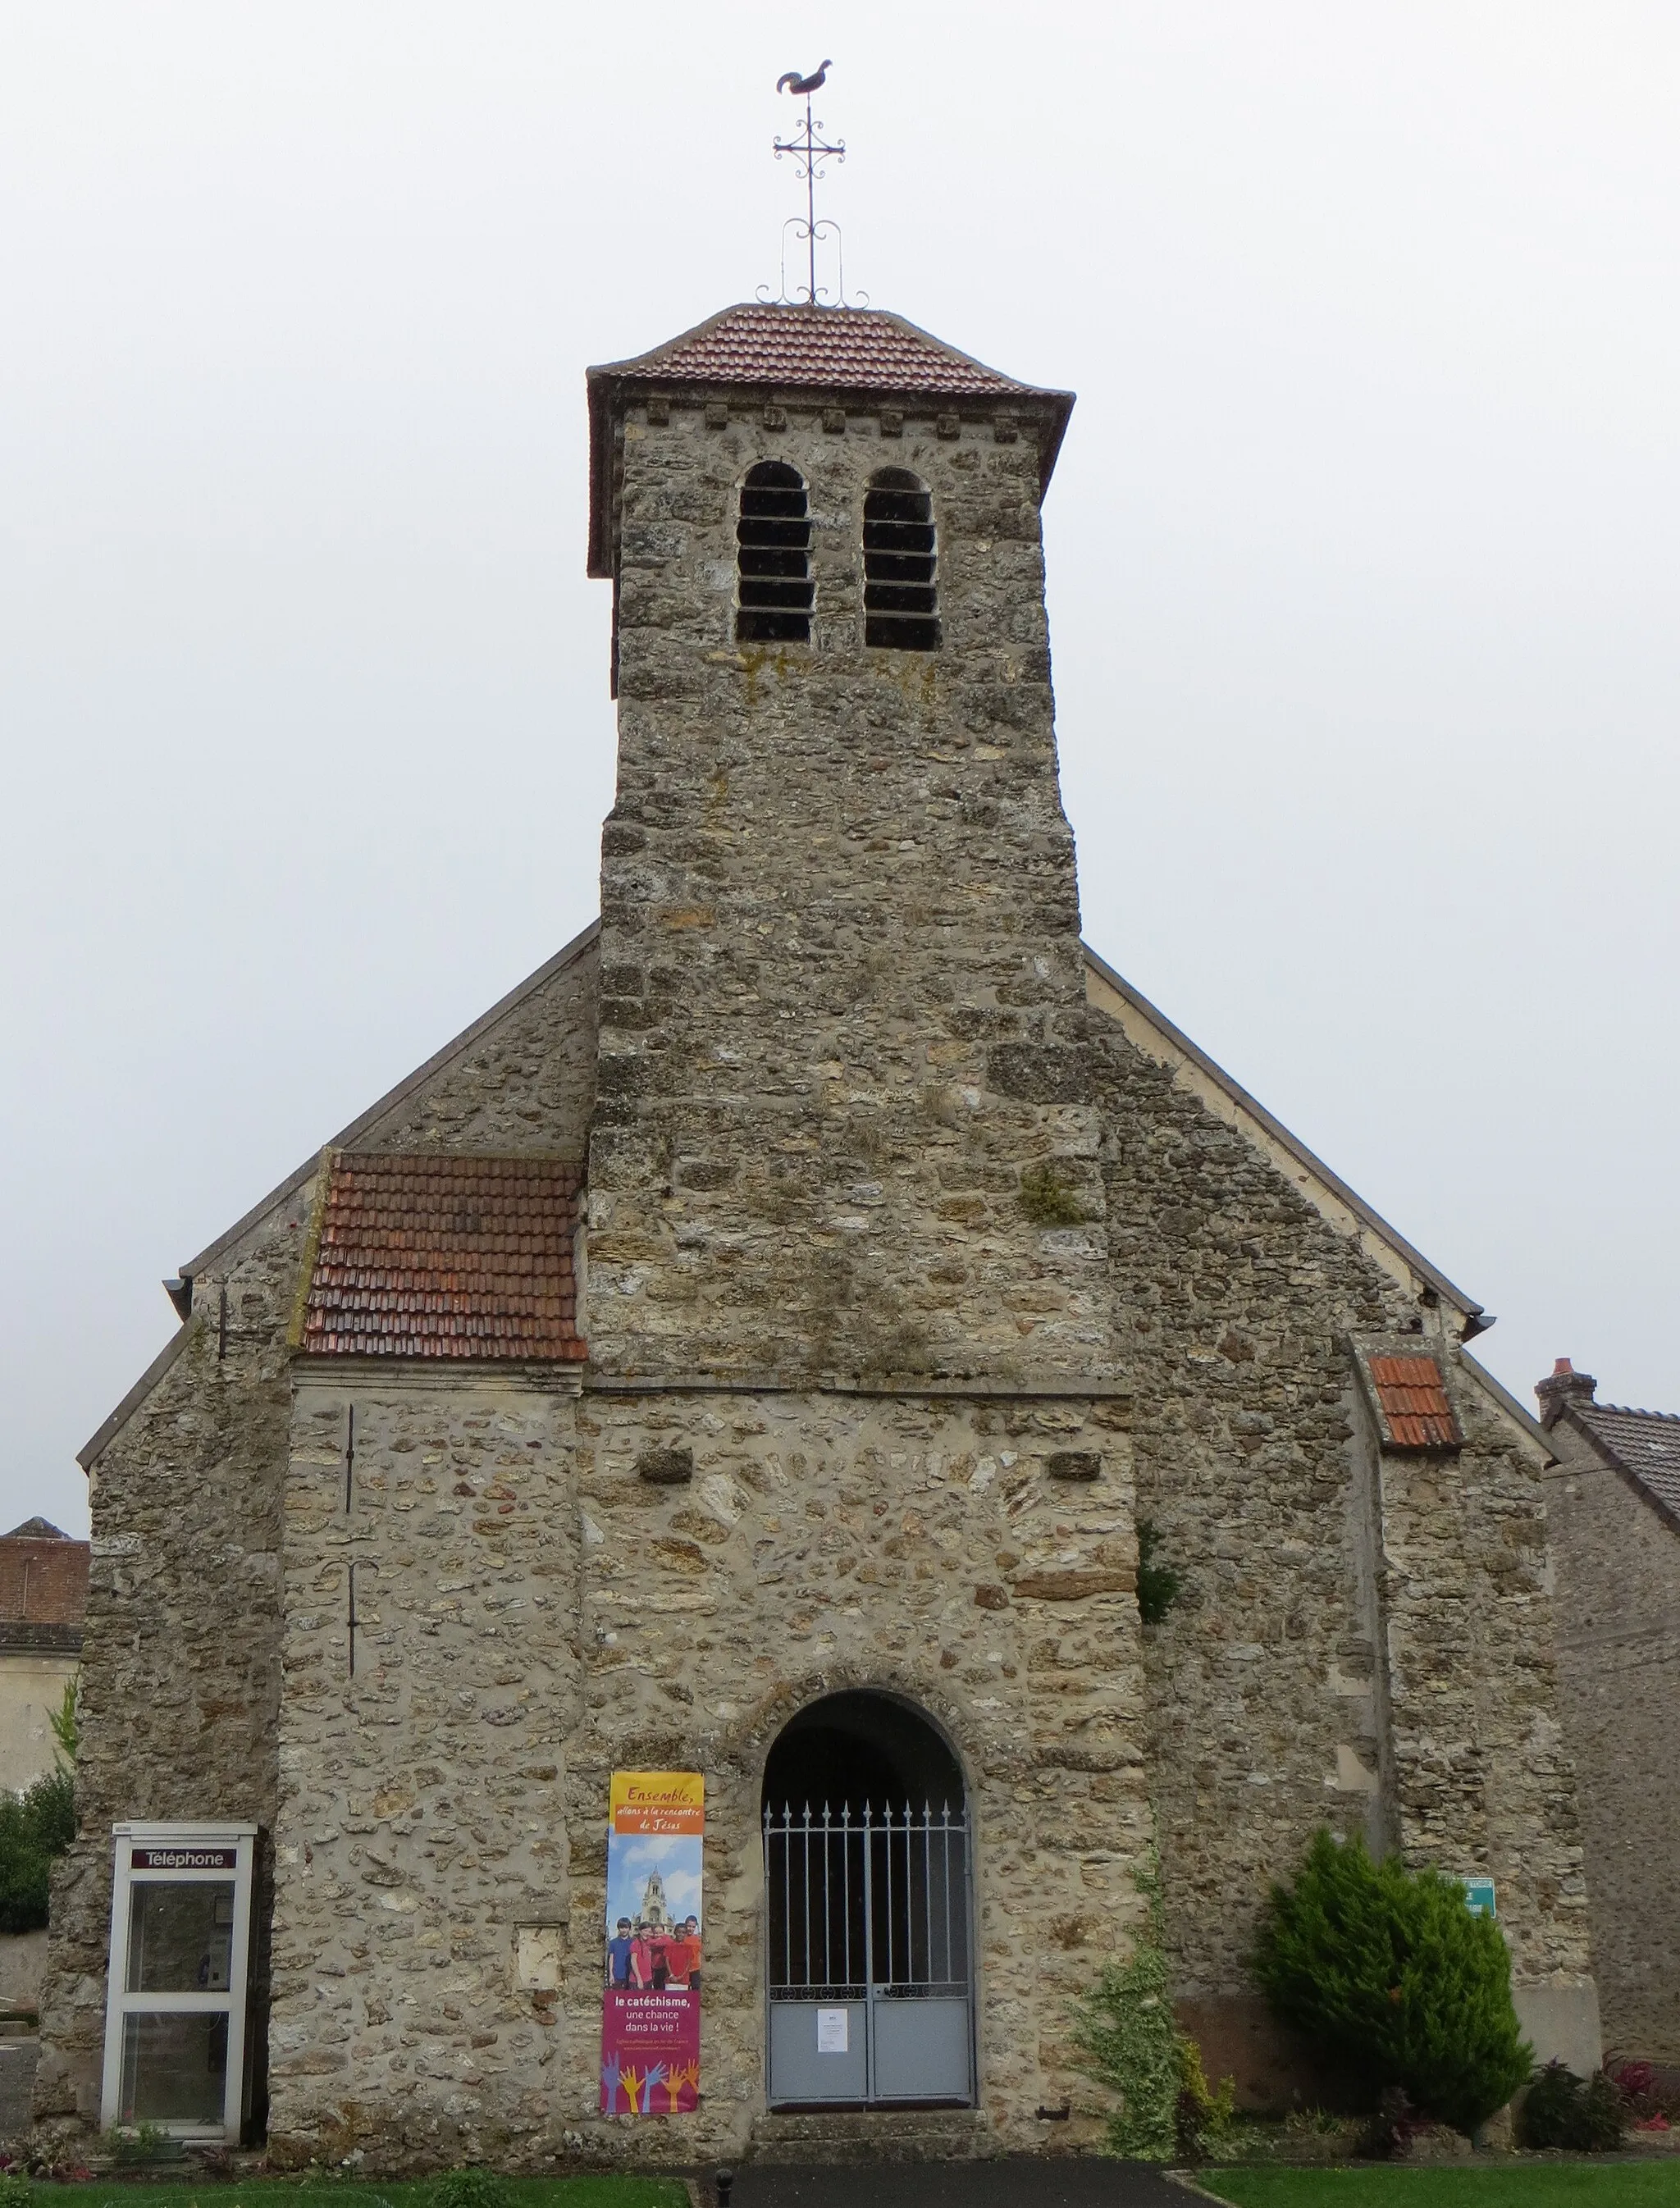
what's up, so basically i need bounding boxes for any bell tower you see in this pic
[583,303,1110,1387]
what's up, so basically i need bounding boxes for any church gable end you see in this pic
[42,293,1604,2160]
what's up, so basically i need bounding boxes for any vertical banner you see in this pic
[600,1771,703,2114]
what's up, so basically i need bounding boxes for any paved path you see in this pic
[723,2160,1193,2208]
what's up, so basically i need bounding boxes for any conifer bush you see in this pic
[1252,1829,1532,2132]
[0,1764,75,1935]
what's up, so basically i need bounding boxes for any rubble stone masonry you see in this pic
[38,344,1600,2162]
[1544,1428,1680,2062]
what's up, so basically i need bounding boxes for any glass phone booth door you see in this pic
[100,1823,257,2141]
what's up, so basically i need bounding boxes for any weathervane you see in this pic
[761,61,864,308]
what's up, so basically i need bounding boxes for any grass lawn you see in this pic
[29,2184,686,2208]
[1197,2165,1680,2208]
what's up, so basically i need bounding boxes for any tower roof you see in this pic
[586,302,1075,577]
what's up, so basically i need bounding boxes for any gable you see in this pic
[80,924,599,1467]
[1080,944,1485,1334]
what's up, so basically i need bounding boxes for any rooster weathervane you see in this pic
[764,60,861,308]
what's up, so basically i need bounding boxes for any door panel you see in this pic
[869,1995,971,2101]
[765,1801,972,2107]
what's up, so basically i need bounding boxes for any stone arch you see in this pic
[760,1687,966,1822]
[760,1686,977,2109]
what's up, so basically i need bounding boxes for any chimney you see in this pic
[1536,1356,1597,1429]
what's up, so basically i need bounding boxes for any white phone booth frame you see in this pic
[100,1822,258,2142]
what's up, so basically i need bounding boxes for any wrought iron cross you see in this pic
[773,61,845,306]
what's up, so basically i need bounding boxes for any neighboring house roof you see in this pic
[0,1525,89,1640]
[1574,1403,1680,1524]
[0,1623,83,1656]
[296,1152,587,1362]
[586,302,1076,575]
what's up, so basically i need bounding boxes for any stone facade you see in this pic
[39,303,1600,2162]
[1538,1366,1680,2064]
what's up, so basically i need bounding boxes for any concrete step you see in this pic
[748,2107,998,2164]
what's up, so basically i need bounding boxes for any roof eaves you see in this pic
[179,919,600,1282]
[1082,942,1485,1329]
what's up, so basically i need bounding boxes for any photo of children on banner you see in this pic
[600,1772,704,2117]
[605,1909,701,1990]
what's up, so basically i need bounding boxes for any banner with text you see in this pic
[600,1771,703,2115]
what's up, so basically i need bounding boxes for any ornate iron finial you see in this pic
[761,62,865,308]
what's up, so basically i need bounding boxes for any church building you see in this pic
[37,301,1600,2165]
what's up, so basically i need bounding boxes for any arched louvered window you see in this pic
[864,469,940,650]
[736,461,814,644]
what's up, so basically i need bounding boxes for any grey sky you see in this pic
[4,2,1677,1540]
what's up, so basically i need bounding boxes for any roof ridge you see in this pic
[1586,1401,1680,1425]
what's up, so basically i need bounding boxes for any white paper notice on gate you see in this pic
[816,2007,849,2055]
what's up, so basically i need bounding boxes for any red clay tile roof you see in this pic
[587,302,1076,576]
[1370,1355,1463,1449]
[299,1153,586,1362]
[594,303,1049,399]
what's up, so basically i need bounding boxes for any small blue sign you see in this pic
[1462,1877,1496,1918]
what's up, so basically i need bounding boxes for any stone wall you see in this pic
[34,939,600,2139]
[591,393,1112,1389]
[1545,1427,1680,2062]
[264,1379,1152,2167]
[268,1371,586,2169]
[1077,1019,1594,2084]
[34,1188,302,2133]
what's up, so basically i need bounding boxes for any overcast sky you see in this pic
[4,2,1678,1540]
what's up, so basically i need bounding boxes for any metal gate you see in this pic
[763,1800,973,2106]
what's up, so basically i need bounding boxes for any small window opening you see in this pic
[737,461,813,644]
[864,469,940,650]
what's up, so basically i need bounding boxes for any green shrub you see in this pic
[1019,1161,1085,1227]
[0,1765,75,1935]
[1176,2034,1238,2159]
[1519,2061,1629,2151]
[1071,1859,1180,2158]
[1252,1829,1532,2132]
[1072,1852,1238,2160]
[1136,1521,1182,1626]
[429,2170,512,2208]
[106,2120,172,2165]
[0,2172,31,2208]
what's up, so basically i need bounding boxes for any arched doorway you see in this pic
[761,1691,974,2109]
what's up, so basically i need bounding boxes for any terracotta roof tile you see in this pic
[299,1153,586,1362]
[1369,1354,1463,1450]
[594,302,1048,399]
[1576,1403,1680,1522]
